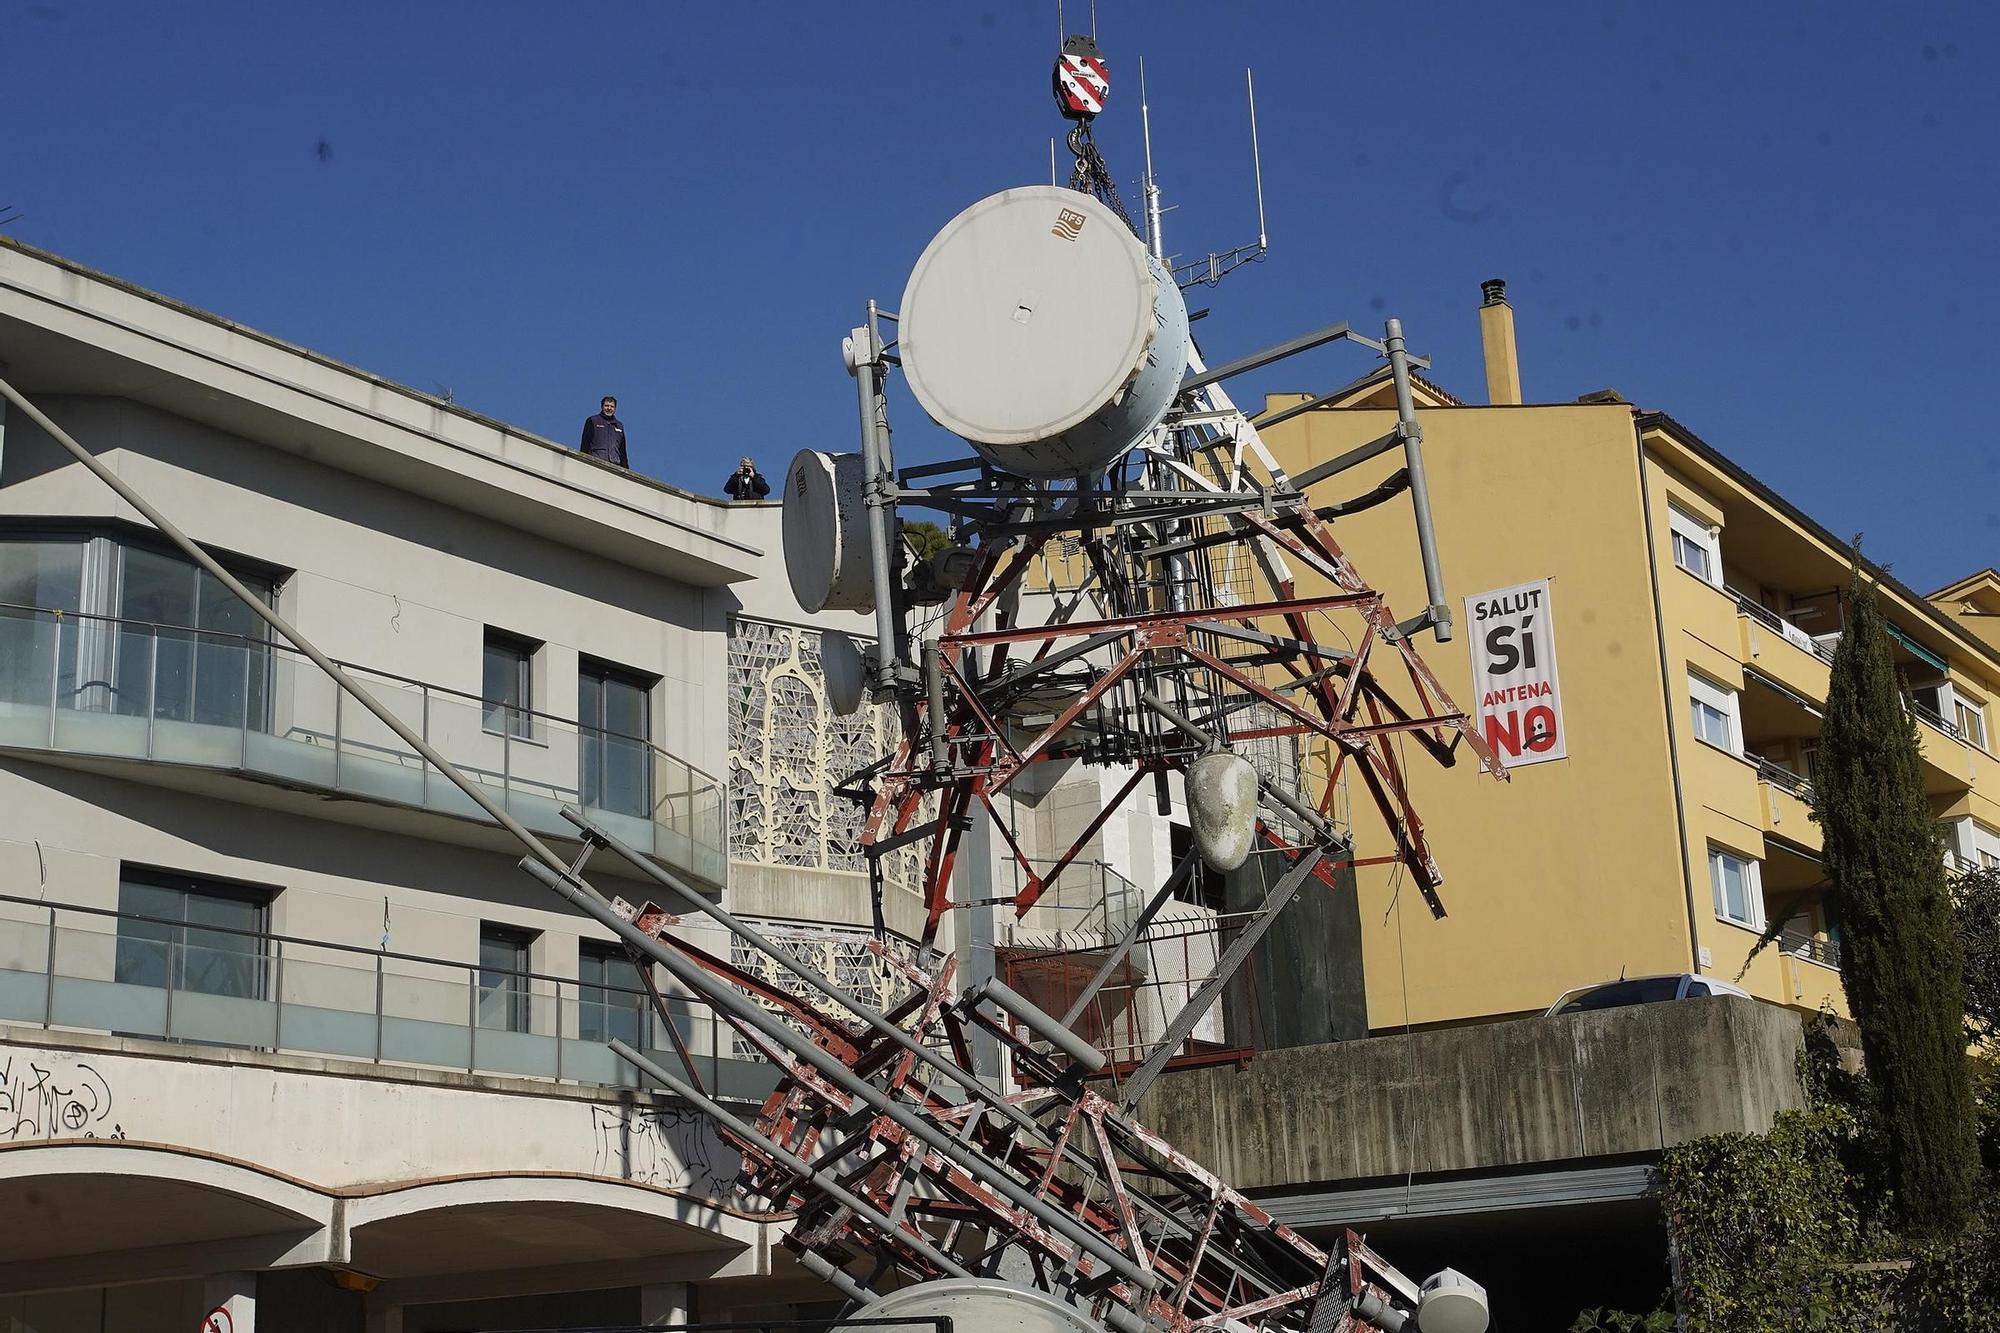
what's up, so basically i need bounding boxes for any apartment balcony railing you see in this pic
[1779,927,1842,971]
[1730,590,1839,665]
[0,891,779,1099]
[0,604,724,887]
[1753,756,1815,801]
[1911,698,1963,742]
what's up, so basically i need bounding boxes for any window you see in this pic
[482,630,536,739]
[1668,505,1721,586]
[578,942,644,1046]
[1708,846,1764,929]
[114,869,268,999]
[579,658,654,819]
[1688,673,1739,753]
[1956,697,1987,751]
[477,924,534,1033]
[0,528,276,725]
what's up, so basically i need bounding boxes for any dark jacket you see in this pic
[580,413,628,467]
[724,468,771,500]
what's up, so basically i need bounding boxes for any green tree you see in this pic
[902,520,951,562]
[1954,865,2000,1049]
[1813,560,1979,1233]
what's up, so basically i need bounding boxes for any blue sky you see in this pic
[4,1,1994,589]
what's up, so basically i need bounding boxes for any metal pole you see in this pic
[520,857,1155,1291]
[42,905,56,1028]
[1383,319,1452,643]
[924,639,947,770]
[273,943,285,1054]
[610,1040,975,1280]
[0,374,576,876]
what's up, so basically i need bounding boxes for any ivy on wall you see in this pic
[1652,1032,2000,1332]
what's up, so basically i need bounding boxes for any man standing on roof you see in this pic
[579,396,628,467]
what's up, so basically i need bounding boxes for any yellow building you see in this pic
[1259,284,2000,1031]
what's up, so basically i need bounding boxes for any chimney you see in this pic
[1478,278,1522,406]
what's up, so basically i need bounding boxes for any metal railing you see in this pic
[0,602,724,885]
[1779,928,1842,971]
[1910,698,1963,742]
[0,891,778,1100]
[1754,756,1815,800]
[1730,591,1837,665]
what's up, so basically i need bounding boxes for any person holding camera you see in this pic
[724,456,771,500]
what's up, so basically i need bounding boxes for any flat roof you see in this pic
[0,237,762,585]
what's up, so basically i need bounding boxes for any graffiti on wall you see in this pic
[589,1102,738,1200]
[0,1053,124,1141]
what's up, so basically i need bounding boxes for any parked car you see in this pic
[1544,973,1752,1017]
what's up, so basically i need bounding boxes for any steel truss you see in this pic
[527,809,1437,1333]
[854,322,1505,947]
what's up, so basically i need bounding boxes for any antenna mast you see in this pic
[1140,59,1165,262]
[1168,67,1270,288]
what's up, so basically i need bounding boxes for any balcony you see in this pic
[0,891,778,1099]
[0,604,724,886]
[1752,756,1820,851]
[1778,927,1841,971]
[1732,591,1833,703]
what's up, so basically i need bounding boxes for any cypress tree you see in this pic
[1812,559,1978,1233]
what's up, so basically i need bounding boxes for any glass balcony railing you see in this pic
[0,891,778,1099]
[0,603,724,886]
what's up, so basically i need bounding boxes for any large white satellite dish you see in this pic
[898,185,1190,477]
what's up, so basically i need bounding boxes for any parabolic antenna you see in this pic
[819,629,867,715]
[898,185,1190,477]
[782,449,873,614]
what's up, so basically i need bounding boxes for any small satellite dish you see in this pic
[782,450,874,613]
[820,630,868,716]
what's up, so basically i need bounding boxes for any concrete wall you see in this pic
[1137,996,1807,1191]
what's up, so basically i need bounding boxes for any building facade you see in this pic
[0,236,1095,1329]
[1258,285,2000,1032]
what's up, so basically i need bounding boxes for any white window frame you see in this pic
[1668,504,1722,587]
[1708,845,1765,929]
[1688,672,1741,755]
[1955,695,1987,751]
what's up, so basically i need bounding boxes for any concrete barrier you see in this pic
[1137,996,1808,1190]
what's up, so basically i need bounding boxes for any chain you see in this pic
[1067,121,1138,237]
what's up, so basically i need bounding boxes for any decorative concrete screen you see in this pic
[726,617,922,891]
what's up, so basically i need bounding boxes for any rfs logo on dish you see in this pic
[1465,577,1567,767]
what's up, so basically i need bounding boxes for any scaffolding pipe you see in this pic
[518,856,1158,1291]
[609,1040,974,1281]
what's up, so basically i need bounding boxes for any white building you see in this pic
[0,237,1196,1331]
[0,236,865,1331]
